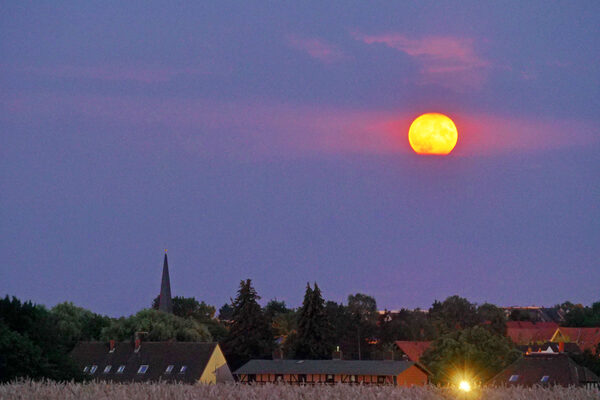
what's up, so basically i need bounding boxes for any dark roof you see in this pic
[159,253,173,313]
[488,353,599,387]
[517,342,582,354]
[234,359,430,376]
[540,307,566,323]
[70,341,222,383]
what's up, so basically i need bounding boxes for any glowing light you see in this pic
[408,113,458,155]
[458,380,472,392]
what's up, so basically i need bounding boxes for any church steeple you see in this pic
[158,251,173,313]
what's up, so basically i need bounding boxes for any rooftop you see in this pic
[234,359,430,377]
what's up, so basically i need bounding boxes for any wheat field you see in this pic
[1,381,598,400]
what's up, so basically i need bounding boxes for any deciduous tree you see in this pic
[420,325,521,385]
[347,293,378,360]
[429,295,481,335]
[100,309,211,342]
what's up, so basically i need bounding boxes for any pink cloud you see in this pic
[355,33,489,90]
[287,36,345,63]
[2,92,596,159]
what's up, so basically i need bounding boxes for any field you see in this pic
[1,381,599,400]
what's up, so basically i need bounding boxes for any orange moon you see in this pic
[408,113,458,155]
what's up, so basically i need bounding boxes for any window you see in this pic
[377,376,386,384]
[540,375,550,383]
[275,374,284,382]
[116,365,125,373]
[326,374,334,383]
[509,375,519,382]
[248,374,256,383]
[103,365,112,373]
[137,365,149,374]
[83,366,89,373]
[90,365,98,374]
[165,365,174,374]
[298,374,307,383]
[179,366,187,374]
[350,375,356,383]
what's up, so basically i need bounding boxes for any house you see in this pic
[517,341,581,355]
[71,341,233,384]
[394,341,432,362]
[488,353,599,389]
[505,321,558,345]
[503,306,566,323]
[234,359,430,386]
[551,327,600,354]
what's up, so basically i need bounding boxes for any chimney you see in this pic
[109,340,115,353]
[559,342,564,353]
[332,346,342,360]
[272,348,283,360]
[134,338,141,353]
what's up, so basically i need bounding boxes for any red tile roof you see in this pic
[555,327,600,354]
[506,321,558,345]
[506,321,558,329]
[394,341,432,362]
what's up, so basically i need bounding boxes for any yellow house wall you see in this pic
[198,344,229,384]
[550,329,570,343]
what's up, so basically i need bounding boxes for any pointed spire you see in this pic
[158,251,173,313]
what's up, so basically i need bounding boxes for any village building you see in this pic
[505,321,558,345]
[502,306,566,323]
[158,252,173,313]
[71,341,233,384]
[70,253,233,384]
[394,341,432,362]
[488,353,599,389]
[517,341,582,355]
[234,359,430,386]
[551,327,600,354]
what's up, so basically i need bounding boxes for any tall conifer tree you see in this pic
[294,283,334,359]
[222,279,274,369]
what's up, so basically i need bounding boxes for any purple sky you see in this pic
[1,2,599,317]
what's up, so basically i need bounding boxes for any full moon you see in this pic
[408,113,458,155]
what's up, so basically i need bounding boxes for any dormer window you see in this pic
[103,365,112,373]
[165,365,174,374]
[116,365,126,373]
[179,366,187,374]
[90,365,98,374]
[509,375,519,382]
[540,375,549,383]
[138,365,149,374]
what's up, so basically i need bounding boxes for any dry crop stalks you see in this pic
[0,381,598,400]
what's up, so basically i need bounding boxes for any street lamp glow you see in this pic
[458,380,472,392]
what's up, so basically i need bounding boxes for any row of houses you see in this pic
[70,340,599,388]
[506,320,600,354]
[69,254,599,388]
[70,341,430,386]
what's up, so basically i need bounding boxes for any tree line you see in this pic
[1,282,599,384]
